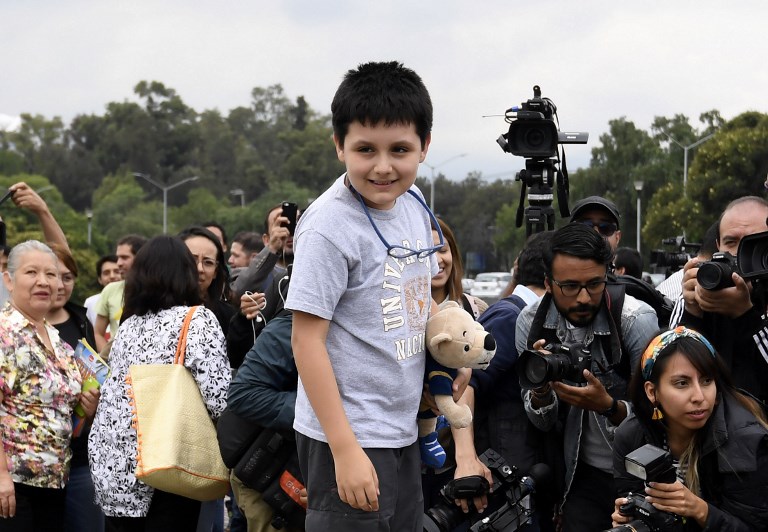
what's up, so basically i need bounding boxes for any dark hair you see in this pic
[700,221,719,258]
[96,254,118,278]
[49,243,78,278]
[201,221,228,248]
[516,231,553,288]
[433,218,464,302]
[614,247,643,279]
[232,231,264,255]
[122,236,202,320]
[331,61,433,148]
[117,234,148,256]
[177,226,233,304]
[543,223,612,278]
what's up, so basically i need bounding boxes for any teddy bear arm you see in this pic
[434,394,472,429]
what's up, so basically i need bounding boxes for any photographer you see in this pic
[678,196,768,404]
[515,223,658,531]
[612,327,768,530]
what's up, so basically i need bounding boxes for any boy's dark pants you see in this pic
[296,433,423,532]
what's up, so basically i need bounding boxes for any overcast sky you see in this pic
[2,1,766,182]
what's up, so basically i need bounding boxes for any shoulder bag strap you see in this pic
[174,306,199,366]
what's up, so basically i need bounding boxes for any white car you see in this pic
[470,272,513,302]
[461,278,475,292]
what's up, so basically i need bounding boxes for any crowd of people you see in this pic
[0,60,767,532]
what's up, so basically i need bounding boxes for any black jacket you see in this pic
[62,301,96,350]
[614,394,768,531]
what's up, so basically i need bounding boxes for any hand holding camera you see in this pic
[684,255,753,319]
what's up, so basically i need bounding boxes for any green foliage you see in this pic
[2,79,768,281]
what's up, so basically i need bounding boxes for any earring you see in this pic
[652,404,664,420]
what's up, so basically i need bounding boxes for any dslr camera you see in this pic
[516,342,591,389]
[698,230,768,290]
[603,444,684,532]
[424,449,551,532]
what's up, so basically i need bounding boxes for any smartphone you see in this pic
[0,188,14,208]
[281,202,298,236]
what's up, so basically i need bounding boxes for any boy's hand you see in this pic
[452,367,471,402]
[334,444,380,511]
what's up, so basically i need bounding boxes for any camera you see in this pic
[423,449,551,532]
[496,85,588,236]
[698,251,738,290]
[516,342,591,389]
[697,230,768,291]
[497,87,587,159]
[735,230,768,282]
[649,235,700,276]
[603,444,683,532]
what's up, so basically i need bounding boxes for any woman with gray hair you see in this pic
[0,241,96,531]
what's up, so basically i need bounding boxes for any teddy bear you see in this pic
[418,300,496,468]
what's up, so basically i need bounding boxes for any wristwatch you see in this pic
[598,397,619,417]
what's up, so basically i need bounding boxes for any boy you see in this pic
[285,61,441,531]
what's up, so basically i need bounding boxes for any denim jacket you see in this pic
[515,293,658,505]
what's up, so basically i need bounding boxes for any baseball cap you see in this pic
[570,196,620,228]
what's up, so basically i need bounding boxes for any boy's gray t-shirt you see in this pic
[286,175,438,448]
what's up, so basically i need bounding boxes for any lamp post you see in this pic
[634,180,644,253]
[423,153,467,212]
[133,173,199,234]
[663,132,716,194]
[230,188,245,208]
[86,209,93,246]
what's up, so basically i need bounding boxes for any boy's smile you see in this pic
[336,120,430,210]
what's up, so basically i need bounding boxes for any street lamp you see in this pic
[662,132,716,194]
[86,209,93,246]
[634,180,644,253]
[133,173,199,234]
[423,153,467,212]
[230,188,245,208]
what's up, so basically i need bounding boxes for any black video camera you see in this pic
[516,342,591,389]
[423,449,551,532]
[496,86,588,237]
[497,87,587,159]
[698,230,768,291]
[603,444,684,532]
[649,235,701,276]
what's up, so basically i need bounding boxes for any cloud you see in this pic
[1,0,766,179]
[0,114,21,132]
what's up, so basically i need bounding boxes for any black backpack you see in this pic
[609,273,673,330]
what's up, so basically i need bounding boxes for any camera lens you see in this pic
[698,261,735,290]
[424,503,466,532]
[524,126,547,149]
[525,355,549,386]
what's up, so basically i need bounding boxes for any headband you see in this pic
[641,326,716,381]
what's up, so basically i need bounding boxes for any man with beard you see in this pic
[515,223,657,531]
